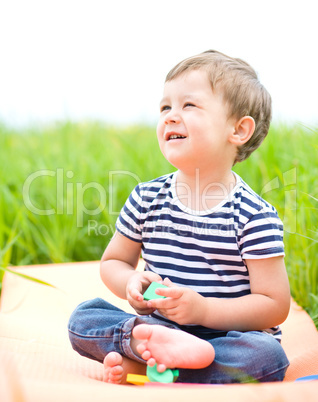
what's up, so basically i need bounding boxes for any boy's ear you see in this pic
[229,116,255,145]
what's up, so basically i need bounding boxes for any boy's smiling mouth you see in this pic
[165,132,187,141]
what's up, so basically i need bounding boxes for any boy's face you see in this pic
[157,69,236,173]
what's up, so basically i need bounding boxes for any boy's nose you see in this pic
[164,109,181,125]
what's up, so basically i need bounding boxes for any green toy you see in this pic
[147,364,179,383]
[143,282,168,301]
[140,283,179,384]
[126,365,179,385]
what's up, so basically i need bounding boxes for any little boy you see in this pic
[68,50,290,384]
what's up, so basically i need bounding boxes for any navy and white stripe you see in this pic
[116,171,284,340]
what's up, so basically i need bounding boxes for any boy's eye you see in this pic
[160,105,171,112]
[184,103,195,108]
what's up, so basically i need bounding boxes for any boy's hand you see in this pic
[126,271,163,315]
[146,278,205,325]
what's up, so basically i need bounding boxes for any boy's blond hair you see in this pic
[165,50,272,164]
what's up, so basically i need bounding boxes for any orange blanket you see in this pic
[1,261,318,401]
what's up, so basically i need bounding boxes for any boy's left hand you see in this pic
[146,277,205,326]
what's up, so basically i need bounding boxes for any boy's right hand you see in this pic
[126,271,163,315]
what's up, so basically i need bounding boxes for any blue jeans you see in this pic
[68,298,289,384]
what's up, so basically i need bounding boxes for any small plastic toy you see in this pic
[127,283,179,386]
[126,373,150,385]
[126,364,179,385]
[147,364,179,383]
[143,282,168,301]
[295,374,318,382]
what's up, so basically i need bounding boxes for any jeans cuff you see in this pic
[120,316,147,364]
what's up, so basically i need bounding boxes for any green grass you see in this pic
[0,121,317,328]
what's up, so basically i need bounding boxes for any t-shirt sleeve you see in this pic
[115,184,143,243]
[239,207,285,259]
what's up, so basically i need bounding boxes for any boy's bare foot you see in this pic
[132,324,215,372]
[103,352,146,384]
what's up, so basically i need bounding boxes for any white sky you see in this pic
[0,0,317,128]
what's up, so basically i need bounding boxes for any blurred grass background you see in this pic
[0,121,317,327]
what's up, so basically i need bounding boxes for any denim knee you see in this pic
[68,298,180,364]
[68,298,138,362]
[242,331,290,382]
[212,331,290,383]
[176,331,289,384]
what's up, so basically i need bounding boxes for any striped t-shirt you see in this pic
[116,171,285,340]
